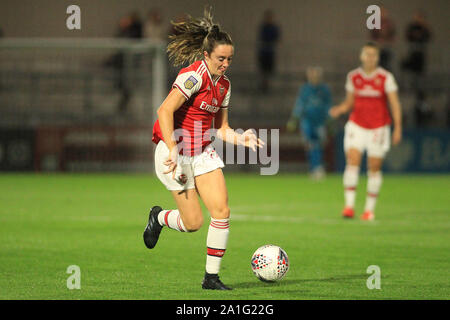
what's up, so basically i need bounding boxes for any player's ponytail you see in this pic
[167,6,233,67]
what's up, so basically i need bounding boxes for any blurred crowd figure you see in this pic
[368,7,434,127]
[144,8,165,41]
[105,12,143,114]
[287,67,332,179]
[369,6,396,71]
[401,10,432,127]
[257,10,280,92]
[118,12,143,39]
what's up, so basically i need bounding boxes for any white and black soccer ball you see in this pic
[251,245,289,282]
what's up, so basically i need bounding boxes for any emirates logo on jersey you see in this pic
[200,101,220,113]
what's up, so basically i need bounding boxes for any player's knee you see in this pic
[368,159,383,173]
[211,206,230,220]
[347,156,360,166]
[346,149,362,166]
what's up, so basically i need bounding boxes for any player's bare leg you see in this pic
[169,189,204,231]
[195,168,232,290]
[342,148,362,218]
[362,157,384,221]
[143,189,203,249]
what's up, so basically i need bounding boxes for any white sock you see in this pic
[365,171,383,213]
[343,165,360,208]
[157,210,187,232]
[205,218,230,274]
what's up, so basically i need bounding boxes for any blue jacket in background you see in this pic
[292,83,332,128]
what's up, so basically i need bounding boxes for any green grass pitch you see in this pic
[0,173,449,300]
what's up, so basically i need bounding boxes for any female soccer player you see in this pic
[329,42,402,221]
[143,8,264,290]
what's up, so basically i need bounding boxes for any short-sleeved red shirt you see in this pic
[346,67,398,129]
[152,60,231,156]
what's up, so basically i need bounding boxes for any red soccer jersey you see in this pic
[152,60,231,156]
[345,67,398,129]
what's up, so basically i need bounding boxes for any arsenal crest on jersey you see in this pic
[219,85,225,96]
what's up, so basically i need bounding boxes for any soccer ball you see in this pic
[251,245,289,282]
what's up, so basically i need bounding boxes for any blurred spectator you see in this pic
[286,67,332,179]
[105,12,143,114]
[144,8,165,41]
[369,6,396,71]
[118,11,143,39]
[401,10,432,126]
[257,10,280,92]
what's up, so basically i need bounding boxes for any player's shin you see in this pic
[157,210,188,232]
[343,165,360,209]
[365,171,383,213]
[205,218,230,274]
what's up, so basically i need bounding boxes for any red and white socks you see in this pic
[343,165,360,209]
[364,171,382,213]
[205,218,230,274]
[157,211,230,275]
[157,209,187,232]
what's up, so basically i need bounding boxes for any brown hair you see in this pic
[167,6,233,67]
[362,41,380,51]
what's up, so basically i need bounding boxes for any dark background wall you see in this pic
[0,0,448,72]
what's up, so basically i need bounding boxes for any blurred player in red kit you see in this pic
[329,42,402,221]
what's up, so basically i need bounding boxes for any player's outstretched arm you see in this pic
[329,91,354,118]
[215,108,265,151]
[387,91,402,146]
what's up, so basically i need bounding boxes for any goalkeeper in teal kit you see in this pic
[287,67,332,179]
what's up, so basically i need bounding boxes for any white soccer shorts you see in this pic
[344,120,391,158]
[154,141,225,191]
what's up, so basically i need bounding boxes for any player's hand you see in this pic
[392,127,402,146]
[328,105,342,118]
[163,145,179,179]
[239,129,265,152]
[286,118,297,133]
